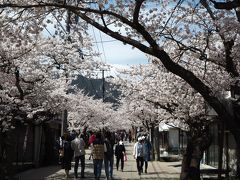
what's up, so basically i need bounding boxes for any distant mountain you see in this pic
[71,75,121,106]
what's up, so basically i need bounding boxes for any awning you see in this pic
[158,123,170,132]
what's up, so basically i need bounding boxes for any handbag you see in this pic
[59,149,64,157]
[124,153,127,161]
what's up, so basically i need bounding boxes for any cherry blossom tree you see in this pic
[0,0,240,178]
[113,63,218,179]
[0,9,102,178]
[67,91,119,131]
[0,34,99,129]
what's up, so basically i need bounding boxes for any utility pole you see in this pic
[61,8,71,136]
[102,69,105,102]
[101,68,110,102]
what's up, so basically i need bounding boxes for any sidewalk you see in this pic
[16,142,181,180]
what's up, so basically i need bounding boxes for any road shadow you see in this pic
[16,165,62,180]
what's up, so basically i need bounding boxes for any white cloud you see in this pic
[90,26,148,66]
[109,64,130,76]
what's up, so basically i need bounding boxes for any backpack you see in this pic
[104,139,114,157]
[64,141,70,149]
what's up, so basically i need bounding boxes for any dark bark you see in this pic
[218,122,224,180]
[236,144,240,178]
[224,40,239,77]
[0,132,15,180]
[180,130,211,180]
[209,0,240,10]
[236,8,240,22]
[150,124,155,160]
[234,131,240,178]
[154,127,160,161]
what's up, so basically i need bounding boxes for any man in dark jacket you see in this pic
[115,139,126,172]
[104,131,115,180]
[61,133,74,178]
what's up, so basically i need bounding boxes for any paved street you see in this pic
[16,142,181,180]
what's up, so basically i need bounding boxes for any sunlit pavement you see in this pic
[16,142,181,180]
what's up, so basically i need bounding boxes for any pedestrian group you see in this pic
[58,130,151,179]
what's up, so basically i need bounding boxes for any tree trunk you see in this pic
[180,139,193,180]
[236,144,240,178]
[0,132,15,180]
[150,124,155,161]
[218,122,224,180]
[233,101,240,177]
[180,134,211,180]
[225,107,240,177]
[227,129,240,177]
[233,131,240,178]
[154,127,160,161]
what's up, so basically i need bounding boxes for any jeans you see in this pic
[93,159,103,180]
[104,156,114,178]
[74,155,85,177]
[136,156,144,173]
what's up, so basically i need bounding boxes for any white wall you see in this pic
[168,128,179,149]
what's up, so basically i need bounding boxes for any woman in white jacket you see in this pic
[133,136,144,175]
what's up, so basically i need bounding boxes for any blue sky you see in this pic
[42,14,148,77]
[90,27,148,77]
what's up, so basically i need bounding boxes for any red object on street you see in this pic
[89,134,96,145]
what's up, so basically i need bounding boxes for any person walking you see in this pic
[71,133,86,178]
[61,132,74,178]
[114,139,126,172]
[128,129,132,143]
[133,136,144,175]
[143,136,152,173]
[104,131,115,180]
[91,132,105,180]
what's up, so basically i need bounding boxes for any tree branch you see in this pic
[224,39,239,77]
[146,99,178,114]
[0,2,159,49]
[1,1,238,133]
[159,0,183,35]
[201,0,239,77]
[209,0,240,10]
[133,0,145,24]
[74,10,152,54]
[14,67,24,100]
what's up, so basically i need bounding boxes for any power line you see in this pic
[92,39,118,43]
[91,26,103,62]
[99,30,107,63]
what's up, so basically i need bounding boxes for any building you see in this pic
[158,123,187,156]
